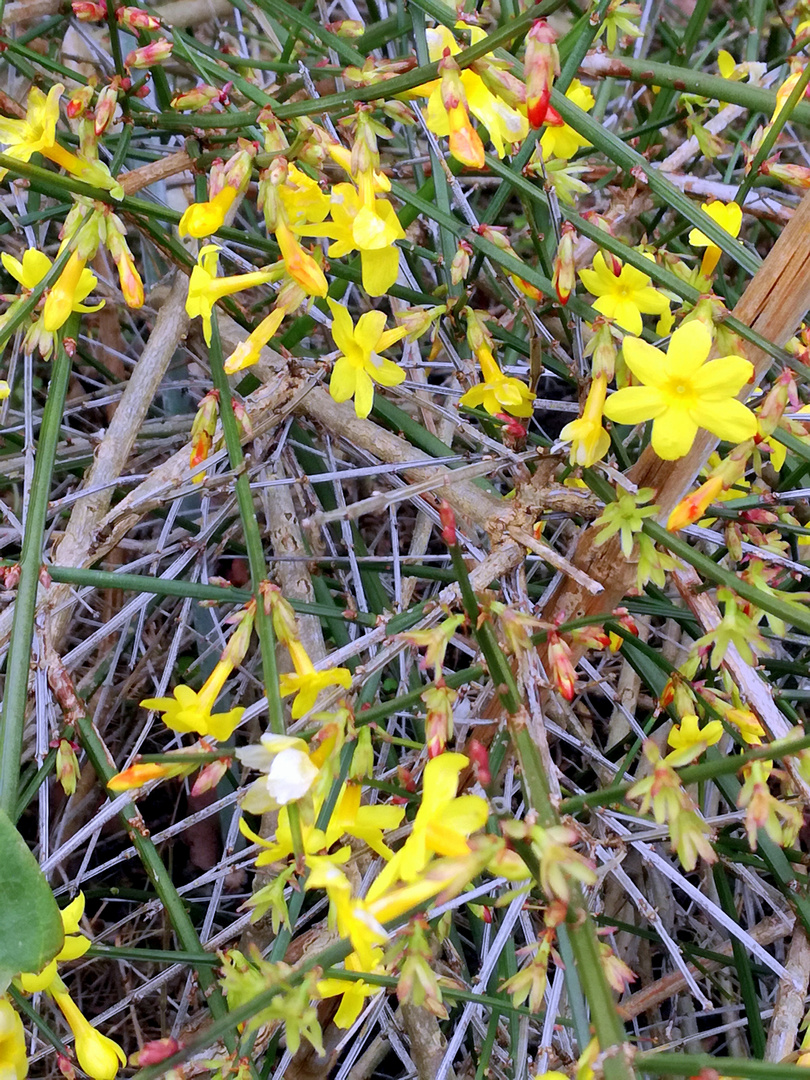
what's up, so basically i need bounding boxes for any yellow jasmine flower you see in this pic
[668,713,723,753]
[224,306,287,374]
[141,659,245,741]
[459,343,535,418]
[0,998,27,1080]
[278,163,331,227]
[317,950,382,1029]
[51,985,126,1080]
[417,24,528,159]
[2,248,104,342]
[185,245,276,345]
[0,83,121,196]
[274,220,328,298]
[18,893,91,993]
[326,297,407,420]
[367,752,489,901]
[540,80,595,160]
[688,200,743,277]
[559,374,611,466]
[279,637,352,718]
[0,381,8,399]
[296,182,405,297]
[178,187,237,239]
[603,320,757,460]
[237,733,319,813]
[578,252,669,336]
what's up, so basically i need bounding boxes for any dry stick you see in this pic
[671,564,810,805]
[618,912,795,1021]
[540,188,810,676]
[765,927,810,1062]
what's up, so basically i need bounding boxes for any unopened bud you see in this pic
[55,739,81,796]
[171,84,223,111]
[125,38,173,69]
[473,59,526,109]
[94,83,118,136]
[116,5,161,29]
[758,369,794,436]
[666,476,723,532]
[67,85,94,119]
[260,582,298,643]
[439,500,456,546]
[586,317,617,381]
[552,223,576,305]
[524,20,559,127]
[394,304,446,341]
[547,629,575,701]
[761,158,810,189]
[324,18,364,37]
[450,239,472,285]
[468,737,491,785]
[129,1039,180,1068]
[57,1054,76,1080]
[190,757,231,796]
[72,0,107,19]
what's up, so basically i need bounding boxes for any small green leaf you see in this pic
[0,809,63,989]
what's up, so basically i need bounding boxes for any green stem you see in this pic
[0,332,72,817]
[736,60,810,203]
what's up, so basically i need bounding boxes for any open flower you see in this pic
[237,733,320,812]
[178,187,237,239]
[327,297,407,419]
[2,248,104,350]
[540,80,595,160]
[18,892,92,993]
[578,252,669,336]
[279,637,352,718]
[0,999,27,1080]
[603,320,757,460]
[459,343,535,418]
[186,245,276,345]
[668,713,723,754]
[141,659,244,741]
[560,374,611,466]
[296,182,405,297]
[688,200,743,278]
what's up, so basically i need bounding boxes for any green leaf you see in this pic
[0,809,63,989]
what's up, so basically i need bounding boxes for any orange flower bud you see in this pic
[72,0,106,18]
[439,499,456,546]
[450,239,472,285]
[548,630,576,701]
[524,20,559,127]
[666,475,724,532]
[107,762,171,790]
[67,85,94,119]
[94,84,119,136]
[116,5,161,29]
[125,38,173,69]
[439,51,485,168]
[114,245,144,309]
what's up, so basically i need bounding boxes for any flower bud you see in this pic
[116,6,161,30]
[324,18,364,37]
[190,756,231,796]
[171,84,223,111]
[571,624,610,650]
[450,239,472,285]
[473,59,526,109]
[547,629,575,701]
[422,682,456,758]
[113,244,144,309]
[438,500,456,546]
[524,20,559,127]
[467,737,491,785]
[666,475,723,532]
[129,1038,180,1068]
[222,605,255,669]
[552,223,576,305]
[758,369,794,436]
[260,582,299,643]
[67,85,95,119]
[439,51,485,168]
[94,84,119,136]
[350,724,374,779]
[394,304,446,341]
[72,0,107,19]
[125,39,173,69]
[190,389,219,474]
[57,1053,76,1080]
[56,738,81,796]
[760,158,810,188]
[585,317,617,381]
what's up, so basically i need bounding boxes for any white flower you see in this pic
[237,734,318,813]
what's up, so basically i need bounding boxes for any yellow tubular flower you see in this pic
[459,344,535,418]
[140,659,245,741]
[578,252,669,336]
[19,893,92,994]
[540,80,595,160]
[327,297,407,419]
[367,752,489,901]
[274,221,328,297]
[51,988,126,1080]
[317,950,382,1029]
[224,306,287,374]
[178,187,237,239]
[0,998,27,1080]
[688,200,743,278]
[42,252,91,333]
[603,321,757,460]
[279,637,352,718]
[559,374,611,467]
[295,183,405,297]
[186,245,276,345]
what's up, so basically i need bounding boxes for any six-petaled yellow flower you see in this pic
[459,343,535,418]
[279,636,353,718]
[603,320,757,460]
[688,200,743,278]
[327,297,407,419]
[186,245,276,345]
[578,252,669,336]
[141,659,245,741]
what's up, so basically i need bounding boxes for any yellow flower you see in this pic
[316,950,381,1029]
[186,245,276,345]
[0,998,27,1080]
[274,220,328,298]
[459,344,535,418]
[224,306,287,374]
[367,752,489,901]
[178,187,237,239]
[418,25,528,159]
[668,713,723,753]
[141,659,245,741]
[688,200,742,277]
[603,320,757,460]
[2,248,104,339]
[559,374,611,466]
[296,183,405,297]
[578,252,669,336]
[19,892,92,993]
[0,84,122,196]
[51,987,126,1080]
[540,80,595,160]
[278,163,331,227]
[327,298,407,419]
[0,381,9,400]
[279,637,352,718]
